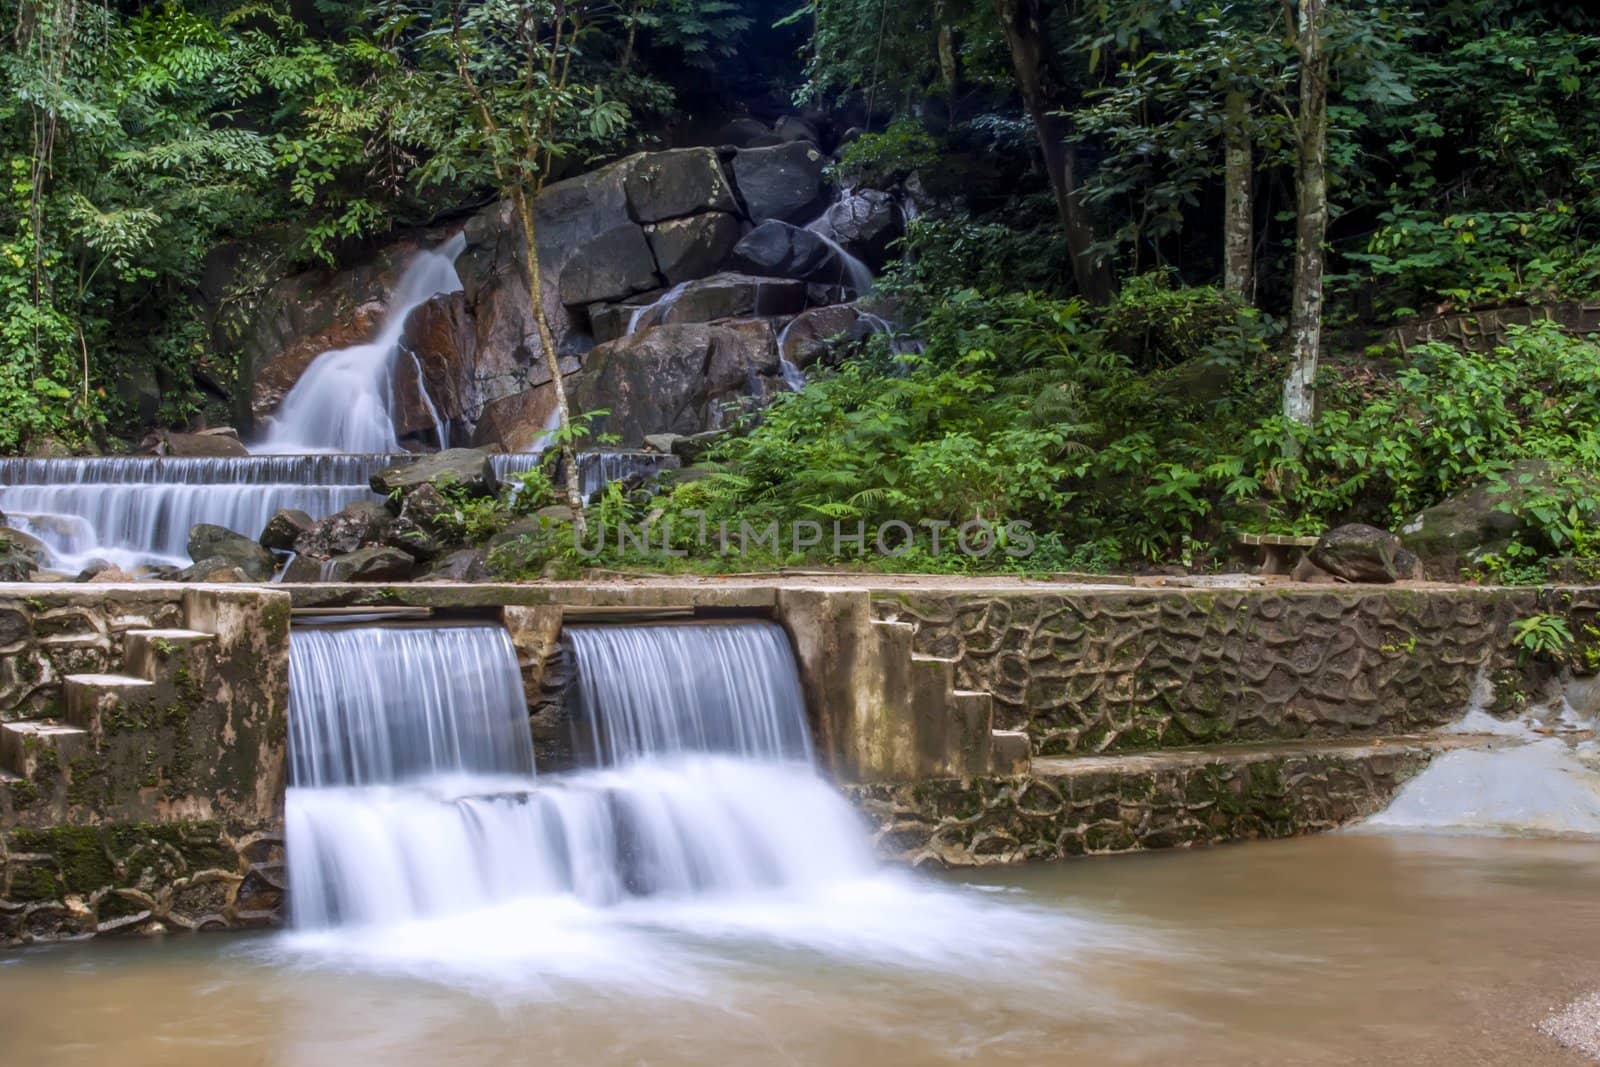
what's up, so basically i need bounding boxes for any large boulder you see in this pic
[634,273,806,331]
[774,114,821,145]
[187,523,275,581]
[157,430,250,458]
[645,213,742,285]
[371,448,497,498]
[727,221,838,282]
[780,304,864,369]
[0,531,40,582]
[1400,460,1600,577]
[181,559,250,583]
[424,548,491,582]
[259,508,314,552]
[622,148,738,222]
[822,188,903,267]
[557,223,660,307]
[470,385,563,453]
[294,500,394,559]
[1309,524,1410,584]
[731,143,830,224]
[571,321,784,446]
[714,117,781,148]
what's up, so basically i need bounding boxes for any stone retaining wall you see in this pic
[871,587,1544,756]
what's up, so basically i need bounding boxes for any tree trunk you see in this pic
[993,0,1115,305]
[512,189,587,534]
[1222,89,1254,302]
[934,1,958,93]
[1285,0,1329,426]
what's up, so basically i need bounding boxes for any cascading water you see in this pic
[0,454,401,571]
[278,618,1083,988]
[258,233,466,455]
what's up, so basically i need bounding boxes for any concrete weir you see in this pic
[0,577,1590,943]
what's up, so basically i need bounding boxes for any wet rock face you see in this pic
[572,321,784,446]
[823,188,903,268]
[371,448,498,498]
[780,304,863,369]
[640,273,808,330]
[731,142,830,224]
[727,220,839,282]
[293,500,395,560]
[622,148,738,222]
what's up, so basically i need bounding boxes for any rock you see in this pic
[622,148,738,222]
[278,555,325,583]
[0,542,38,582]
[1309,524,1405,584]
[320,546,416,582]
[0,527,50,566]
[643,433,682,455]
[572,321,783,446]
[74,558,115,582]
[397,482,455,534]
[86,565,136,584]
[726,220,838,282]
[774,114,820,145]
[181,558,250,583]
[294,500,394,558]
[158,431,250,458]
[1400,459,1600,578]
[259,509,314,552]
[557,223,660,307]
[780,304,863,368]
[645,213,742,285]
[187,524,275,581]
[641,273,806,328]
[383,515,444,562]
[714,117,781,148]
[424,548,490,582]
[822,188,903,267]
[731,143,830,224]
[371,448,497,498]
[668,429,726,464]
[471,384,564,454]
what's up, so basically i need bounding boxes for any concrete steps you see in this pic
[1,625,217,780]
[0,719,90,778]
[864,621,1022,780]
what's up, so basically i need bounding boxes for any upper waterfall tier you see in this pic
[257,233,466,455]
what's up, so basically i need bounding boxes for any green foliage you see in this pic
[1101,272,1258,368]
[829,119,939,186]
[1251,323,1600,550]
[1511,613,1575,661]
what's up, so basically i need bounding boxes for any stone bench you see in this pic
[1235,532,1319,576]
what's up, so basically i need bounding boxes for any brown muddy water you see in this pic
[3,831,1598,1067]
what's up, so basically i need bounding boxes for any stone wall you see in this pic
[847,740,1436,867]
[0,587,188,721]
[871,587,1540,756]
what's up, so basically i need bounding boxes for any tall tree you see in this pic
[1284,0,1329,426]
[446,0,627,529]
[992,0,1115,304]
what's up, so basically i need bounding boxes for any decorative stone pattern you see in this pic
[846,743,1434,867]
[0,589,186,721]
[0,820,283,944]
[873,588,1537,755]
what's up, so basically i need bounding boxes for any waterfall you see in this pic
[258,233,466,455]
[576,451,680,503]
[287,624,535,788]
[0,455,401,570]
[284,618,880,932]
[566,622,810,764]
